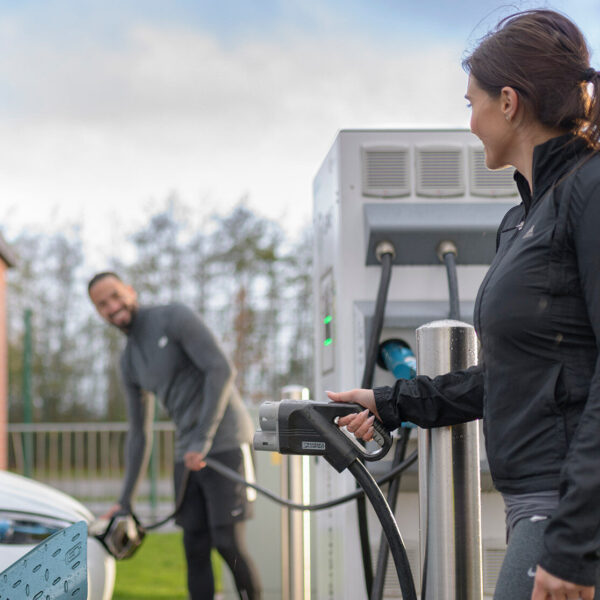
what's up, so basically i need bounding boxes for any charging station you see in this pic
[312,129,518,598]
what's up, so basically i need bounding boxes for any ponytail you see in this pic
[581,68,600,150]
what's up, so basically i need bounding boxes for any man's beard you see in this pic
[111,304,138,333]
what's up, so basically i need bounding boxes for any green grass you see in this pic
[111,532,223,599]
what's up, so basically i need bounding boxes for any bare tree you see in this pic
[5,197,315,421]
[6,226,95,421]
[207,201,284,401]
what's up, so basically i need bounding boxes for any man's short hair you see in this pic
[88,271,122,293]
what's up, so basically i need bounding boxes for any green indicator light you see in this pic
[324,338,333,347]
[323,315,332,325]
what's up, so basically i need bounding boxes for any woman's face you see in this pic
[466,75,513,170]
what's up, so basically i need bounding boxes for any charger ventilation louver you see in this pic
[361,145,410,198]
[416,145,465,197]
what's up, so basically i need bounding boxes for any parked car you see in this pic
[0,470,116,600]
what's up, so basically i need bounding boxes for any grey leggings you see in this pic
[494,516,599,599]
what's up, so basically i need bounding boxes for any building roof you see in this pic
[0,232,16,267]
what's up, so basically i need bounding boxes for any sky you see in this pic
[0,0,599,267]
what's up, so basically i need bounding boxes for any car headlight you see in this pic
[0,511,71,545]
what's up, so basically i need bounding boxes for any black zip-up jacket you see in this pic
[373,134,600,585]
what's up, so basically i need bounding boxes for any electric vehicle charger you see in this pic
[90,512,145,560]
[254,399,392,463]
[254,398,417,600]
[90,469,191,560]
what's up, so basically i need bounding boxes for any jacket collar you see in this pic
[513,133,589,213]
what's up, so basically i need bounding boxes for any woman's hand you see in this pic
[531,565,594,600]
[326,389,380,441]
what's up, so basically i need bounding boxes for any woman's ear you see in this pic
[500,86,519,122]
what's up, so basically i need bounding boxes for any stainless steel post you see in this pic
[280,385,311,600]
[416,320,482,600]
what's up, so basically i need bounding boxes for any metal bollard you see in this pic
[416,320,482,600]
[280,385,311,600]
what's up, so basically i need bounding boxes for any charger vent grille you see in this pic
[362,145,410,197]
[416,145,465,197]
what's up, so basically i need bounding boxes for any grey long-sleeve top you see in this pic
[117,303,254,509]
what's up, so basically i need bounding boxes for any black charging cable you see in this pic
[348,458,417,600]
[439,241,460,320]
[204,449,416,511]
[358,241,395,597]
[135,446,417,533]
[370,426,411,600]
[142,467,191,531]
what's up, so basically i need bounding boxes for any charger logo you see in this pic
[302,441,325,450]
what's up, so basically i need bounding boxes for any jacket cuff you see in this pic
[187,440,210,456]
[538,551,598,587]
[374,386,400,430]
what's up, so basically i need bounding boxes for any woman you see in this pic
[328,9,600,600]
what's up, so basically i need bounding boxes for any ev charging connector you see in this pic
[254,399,417,600]
[90,513,145,560]
[254,399,392,472]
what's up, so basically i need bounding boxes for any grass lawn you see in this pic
[111,532,223,599]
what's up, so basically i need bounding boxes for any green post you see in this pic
[22,309,33,478]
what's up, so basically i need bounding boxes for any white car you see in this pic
[0,470,116,600]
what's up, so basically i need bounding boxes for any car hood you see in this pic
[0,471,92,523]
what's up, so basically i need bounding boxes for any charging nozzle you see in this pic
[378,339,416,380]
[254,400,280,451]
[90,513,145,560]
[253,430,279,452]
[378,340,417,429]
[437,239,461,321]
[253,399,392,472]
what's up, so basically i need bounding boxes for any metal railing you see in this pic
[7,422,176,503]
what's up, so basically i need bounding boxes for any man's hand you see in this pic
[100,503,123,520]
[531,565,594,600]
[184,451,207,471]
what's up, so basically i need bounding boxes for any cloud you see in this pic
[0,17,469,259]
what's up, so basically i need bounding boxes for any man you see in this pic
[88,271,261,600]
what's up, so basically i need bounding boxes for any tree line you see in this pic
[5,197,313,422]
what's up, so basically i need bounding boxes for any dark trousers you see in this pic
[174,449,261,600]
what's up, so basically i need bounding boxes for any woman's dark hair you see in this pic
[463,9,599,149]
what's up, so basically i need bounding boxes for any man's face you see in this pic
[89,276,138,331]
